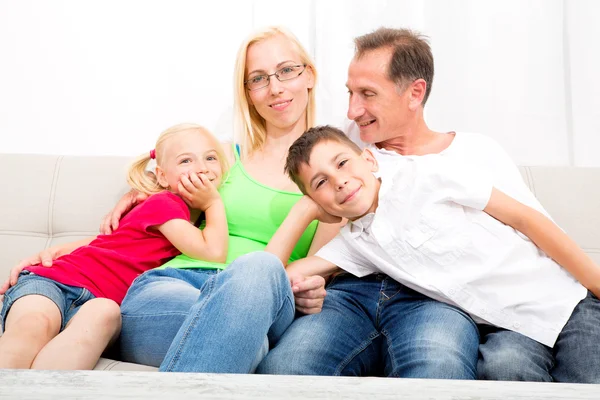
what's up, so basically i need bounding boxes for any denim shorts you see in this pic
[0,270,95,334]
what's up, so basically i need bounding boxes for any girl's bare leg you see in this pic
[0,295,61,369]
[31,298,121,370]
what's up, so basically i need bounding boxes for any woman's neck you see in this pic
[259,119,307,158]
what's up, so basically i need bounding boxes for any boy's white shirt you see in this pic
[320,121,587,347]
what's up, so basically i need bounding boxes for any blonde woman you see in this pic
[94,27,339,372]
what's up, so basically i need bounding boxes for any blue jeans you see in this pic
[478,291,600,383]
[119,251,295,372]
[1,271,96,332]
[257,273,479,378]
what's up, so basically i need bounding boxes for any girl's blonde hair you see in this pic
[127,123,228,196]
[233,26,318,160]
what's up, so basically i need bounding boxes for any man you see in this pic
[257,27,483,379]
[258,27,600,383]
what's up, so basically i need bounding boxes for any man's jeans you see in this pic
[119,251,295,373]
[257,273,479,378]
[478,291,600,383]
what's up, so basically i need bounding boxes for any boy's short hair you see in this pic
[286,125,362,194]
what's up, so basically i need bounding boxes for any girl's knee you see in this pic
[5,296,62,338]
[77,298,122,332]
[6,310,61,341]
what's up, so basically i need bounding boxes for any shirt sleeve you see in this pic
[423,155,494,211]
[315,232,374,277]
[134,192,191,230]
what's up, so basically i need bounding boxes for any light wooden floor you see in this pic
[1,370,599,399]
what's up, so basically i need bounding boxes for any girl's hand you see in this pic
[178,172,222,211]
[0,249,55,295]
[298,196,341,224]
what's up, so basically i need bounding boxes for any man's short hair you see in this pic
[286,125,362,194]
[354,27,434,105]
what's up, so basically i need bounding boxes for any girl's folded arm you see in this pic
[157,199,228,263]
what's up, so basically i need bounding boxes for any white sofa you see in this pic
[1,153,600,371]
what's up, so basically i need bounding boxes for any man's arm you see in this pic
[484,187,600,297]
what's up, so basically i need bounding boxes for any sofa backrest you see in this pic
[0,154,132,278]
[1,155,600,281]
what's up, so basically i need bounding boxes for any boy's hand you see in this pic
[289,273,327,314]
[101,189,148,234]
[178,172,222,211]
[298,196,341,224]
[0,250,55,295]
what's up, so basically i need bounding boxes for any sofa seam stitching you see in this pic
[526,167,536,196]
[46,156,63,248]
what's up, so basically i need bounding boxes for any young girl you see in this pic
[0,123,228,370]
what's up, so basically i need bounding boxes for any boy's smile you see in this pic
[298,140,380,221]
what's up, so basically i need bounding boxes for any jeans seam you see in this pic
[121,312,191,318]
[274,269,295,322]
[548,356,556,382]
[334,331,380,375]
[381,328,397,377]
[69,288,90,311]
[162,274,217,372]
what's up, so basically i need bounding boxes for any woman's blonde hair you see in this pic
[127,123,228,196]
[233,26,318,160]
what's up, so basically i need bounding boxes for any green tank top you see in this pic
[162,144,319,270]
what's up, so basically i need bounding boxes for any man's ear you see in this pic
[155,166,169,189]
[408,79,427,110]
[361,148,379,172]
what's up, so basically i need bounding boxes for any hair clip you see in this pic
[149,149,156,159]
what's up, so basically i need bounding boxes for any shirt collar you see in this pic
[347,212,376,238]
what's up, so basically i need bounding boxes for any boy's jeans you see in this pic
[258,272,479,379]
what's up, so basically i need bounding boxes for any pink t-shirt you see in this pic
[27,191,189,304]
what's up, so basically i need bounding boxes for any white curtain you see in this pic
[1,0,598,166]
[314,0,600,167]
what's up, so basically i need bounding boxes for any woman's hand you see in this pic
[288,272,327,314]
[0,249,56,295]
[178,172,222,211]
[100,189,148,234]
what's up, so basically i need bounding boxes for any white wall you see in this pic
[1,0,598,166]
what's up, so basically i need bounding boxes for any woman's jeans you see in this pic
[119,251,295,373]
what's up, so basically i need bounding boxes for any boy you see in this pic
[281,125,600,381]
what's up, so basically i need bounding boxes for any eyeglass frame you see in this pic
[244,64,307,91]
